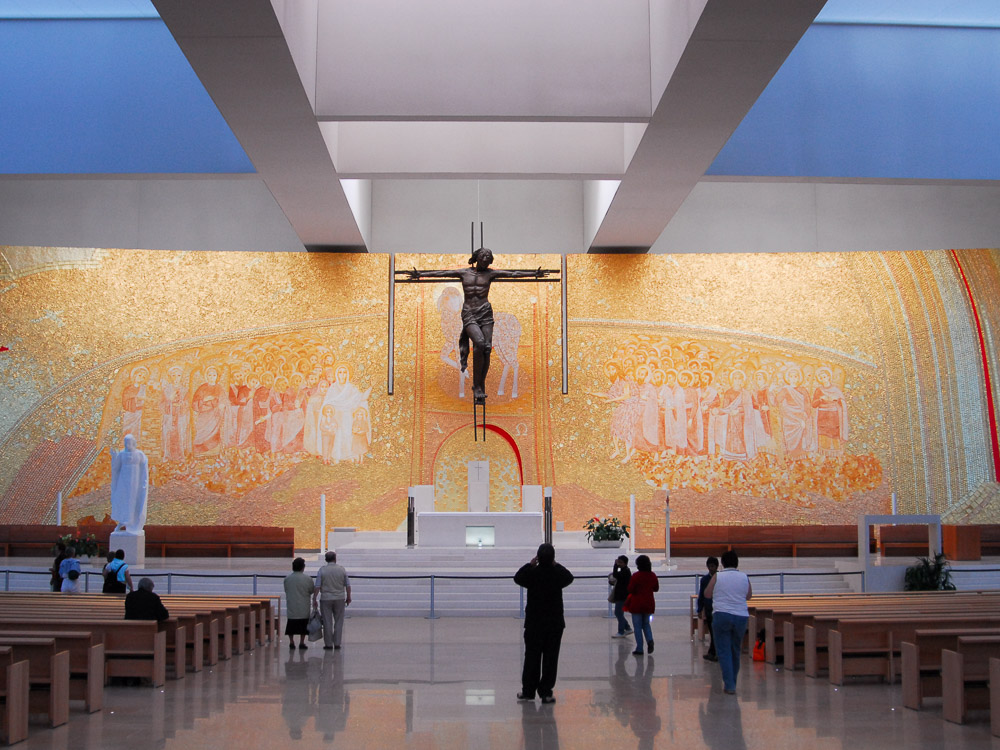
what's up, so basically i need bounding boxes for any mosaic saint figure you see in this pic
[750,369,777,457]
[593,361,635,462]
[223,370,253,448]
[636,365,662,452]
[319,405,337,465]
[192,366,225,454]
[121,366,148,441]
[351,406,371,463]
[659,369,687,453]
[812,366,849,456]
[303,370,325,456]
[699,370,722,455]
[269,376,289,454]
[109,434,148,533]
[160,366,191,462]
[680,369,703,455]
[408,248,549,403]
[718,370,757,462]
[774,365,815,460]
[322,364,371,463]
[252,371,274,454]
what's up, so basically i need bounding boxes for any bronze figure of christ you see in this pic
[407,248,551,403]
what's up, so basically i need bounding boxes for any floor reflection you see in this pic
[281,649,350,741]
[24,616,1000,750]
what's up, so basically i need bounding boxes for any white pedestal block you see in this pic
[109,530,146,568]
[417,512,542,548]
[409,485,435,528]
[521,485,543,513]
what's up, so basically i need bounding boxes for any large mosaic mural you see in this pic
[2,246,1000,547]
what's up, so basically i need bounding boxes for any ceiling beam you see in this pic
[589,0,827,252]
[151,0,366,251]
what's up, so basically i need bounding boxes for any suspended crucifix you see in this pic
[391,223,563,440]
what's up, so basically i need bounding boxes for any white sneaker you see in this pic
[612,633,628,638]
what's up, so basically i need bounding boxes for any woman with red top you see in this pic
[625,554,659,656]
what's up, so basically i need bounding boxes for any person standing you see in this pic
[313,551,352,650]
[514,543,574,704]
[704,550,752,695]
[49,542,67,592]
[698,556,719,661]
[284,557,314,650]
[103,549,134,594]
[609,555,633,638]
[626,555,659,656]
[58,547,81,593]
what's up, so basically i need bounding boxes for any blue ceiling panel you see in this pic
[0,18,254,174]
[707,23,1000,179]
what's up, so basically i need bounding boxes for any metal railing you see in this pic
[0,567,879,618]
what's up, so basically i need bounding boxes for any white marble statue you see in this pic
[110,434,149,534]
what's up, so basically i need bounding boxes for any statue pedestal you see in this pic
[109,531,146,568]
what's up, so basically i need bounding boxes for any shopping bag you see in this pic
[307,607,324,642]
[752,628,765,661]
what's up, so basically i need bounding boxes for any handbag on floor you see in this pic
[307,606,324,642]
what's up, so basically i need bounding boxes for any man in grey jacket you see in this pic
[313,550,352,650]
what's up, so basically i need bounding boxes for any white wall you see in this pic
[0,178,305,252]
[371,180,583,254]
[3,177,1000,256]
[652,181,1000,253]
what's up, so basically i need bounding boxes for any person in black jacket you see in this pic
[514,543,574,704]
[697,556,719,660]
[124,578,169,622]
[610,555,633,638]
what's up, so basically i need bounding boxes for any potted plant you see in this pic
[583,516,630,548]
[903,552,956,591]
[56,531,100,560]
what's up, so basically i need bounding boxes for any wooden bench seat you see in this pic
[0,630,102,713]
[0,639,69,728]
[817,613,1000,684]
[941,636,1000,724]
[900,628,1000,710]
[0,648,29,745]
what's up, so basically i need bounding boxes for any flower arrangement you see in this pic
[56,531,100,558]
[583,516,630,543]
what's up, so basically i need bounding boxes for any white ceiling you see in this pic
[150,0,826,252]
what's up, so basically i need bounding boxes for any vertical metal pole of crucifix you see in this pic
[388,253,395,395]
[561,254,568,394]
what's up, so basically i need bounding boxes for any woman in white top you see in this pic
[704,549,752,694]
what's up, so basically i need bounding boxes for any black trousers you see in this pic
[522,625,564,698]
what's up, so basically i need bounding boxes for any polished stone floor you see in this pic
[20,614,999,749]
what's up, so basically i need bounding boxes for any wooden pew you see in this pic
[900,628,1000,710]
[0,630,102,713]
[0,639,69,728]
[751,591,978,666]
[0,648,29,745]
[804,609,1000,679]
[0,620,165,688]
[941,636,1000,724]
[823,613,1000,685]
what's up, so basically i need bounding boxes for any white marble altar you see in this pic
[468,461,489,512]
[417,512,542,548]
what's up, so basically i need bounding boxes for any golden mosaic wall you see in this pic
[1,246,999,547]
